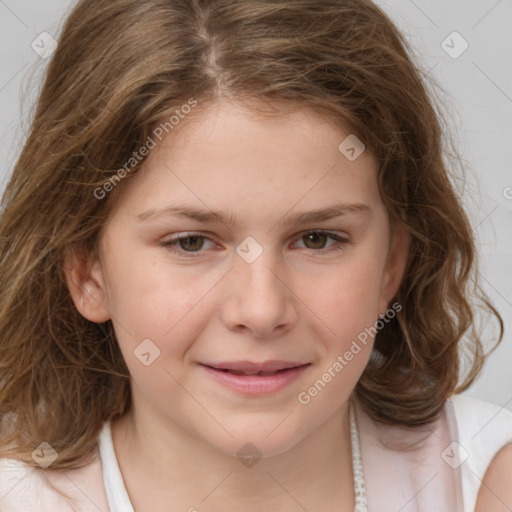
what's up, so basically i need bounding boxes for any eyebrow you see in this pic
[136,201,372,227]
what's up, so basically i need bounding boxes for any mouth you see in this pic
[199,361,311,395]
[213,368,297,376]
[201,360,309,373]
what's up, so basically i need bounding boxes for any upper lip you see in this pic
[201,360,309,372]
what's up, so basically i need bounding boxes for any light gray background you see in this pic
[1,1,511,408]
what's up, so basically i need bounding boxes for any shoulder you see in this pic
[449,393,512,450]
[450,392,512,419]
[474,442,512,512]
[0,446,108,512]
[0,457,50,511]
[449,394,512,511]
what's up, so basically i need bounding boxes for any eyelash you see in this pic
[161,230,349,258]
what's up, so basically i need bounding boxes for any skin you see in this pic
[64,99,413,511]
[475,443,512,511]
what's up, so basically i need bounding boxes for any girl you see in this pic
[1,0,511,510]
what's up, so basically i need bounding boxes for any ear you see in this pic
[378,220,410,315]
[63,243,111,323]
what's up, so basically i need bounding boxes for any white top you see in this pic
[1,394,511,511]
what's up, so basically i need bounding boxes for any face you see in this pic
[66,100,409,458]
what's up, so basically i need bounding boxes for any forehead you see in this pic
[110,100,380,223]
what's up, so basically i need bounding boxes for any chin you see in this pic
[203,423,306,461]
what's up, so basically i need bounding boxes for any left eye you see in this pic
[161,230,349,257]
[163,234,216,253]
[295,230,348,251]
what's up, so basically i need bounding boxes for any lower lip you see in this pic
[200,364,310,395]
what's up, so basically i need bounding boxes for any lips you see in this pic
[201,360,308,374]
[199,360,311,395]
[216,368,290,376]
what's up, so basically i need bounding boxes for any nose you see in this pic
[220,247,298,339]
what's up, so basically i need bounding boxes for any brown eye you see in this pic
[176,236,205,252]
[293,230,349,254]
[162,233,217,257]
[302,232,330,250]
[162,230,348,259]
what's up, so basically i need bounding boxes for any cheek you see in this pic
[109,279,207,410]
[299,252,386,342]
[102,250,225,381]
[103,241,217,331]
[292,262,382,412]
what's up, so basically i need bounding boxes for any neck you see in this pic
[111,396,356,512]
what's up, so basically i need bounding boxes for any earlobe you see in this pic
[63,244,111,323]
[378,222,410,314]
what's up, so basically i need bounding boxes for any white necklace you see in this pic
[349,400,368,512]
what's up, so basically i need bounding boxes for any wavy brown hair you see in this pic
[0,0,503,470]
